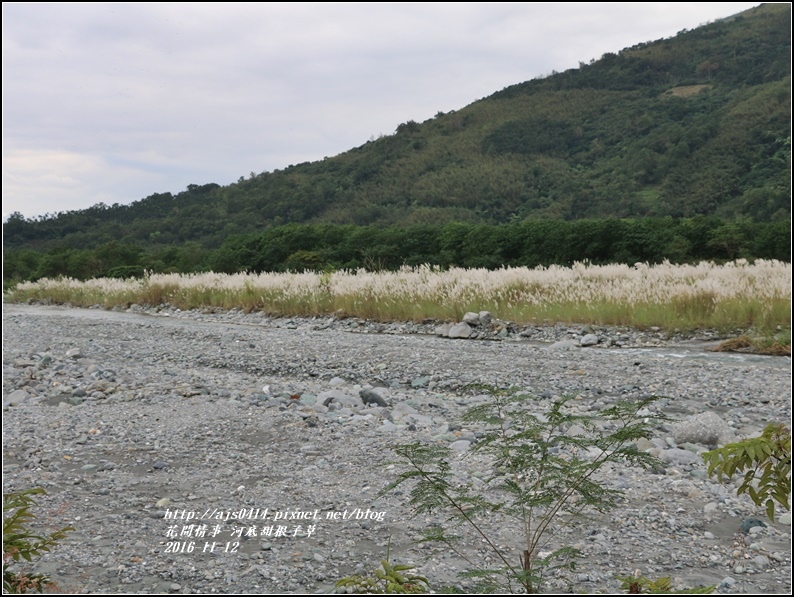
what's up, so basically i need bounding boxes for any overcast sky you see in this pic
[2,2,763,220]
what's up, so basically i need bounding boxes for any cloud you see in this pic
[2,149,163,218]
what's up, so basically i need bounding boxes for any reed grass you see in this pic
[5,260,790,334]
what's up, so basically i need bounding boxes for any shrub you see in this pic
[3,488,73,594]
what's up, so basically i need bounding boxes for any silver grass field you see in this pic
[5,260,790,334]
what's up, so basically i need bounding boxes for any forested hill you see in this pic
[3,3,790,258]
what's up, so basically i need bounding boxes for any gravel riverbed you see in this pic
[2,304,791,594]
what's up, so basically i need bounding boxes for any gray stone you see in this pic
[448,322,472,339]
[580,334,599,347]
[672,412,734,447]
[741,518,766,534]
[13,359,37,368]
[346,415,374,423]
[449,440,472,453]
[753,555,770,569]
[6,389,29,407]
[462,312,481,326]
[359,389,387,407]
[377,421,403,433]
[546,340,579,351]
[719,577,736,589]
[659,448,701,465]
[319,389,361,408]
[401,413,434,428]
[411,376,430,389]
[680,442,703,454]
[393,402,418,415]
[478,311,493,326]
[299,394,317,406]
[434,323,451,337]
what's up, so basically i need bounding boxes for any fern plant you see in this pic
[701,423,791,522]
[384,385,664,593]
[3,488,73,594]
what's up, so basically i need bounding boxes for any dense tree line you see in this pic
[4,218,789,286]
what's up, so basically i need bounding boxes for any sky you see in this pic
[2,2,764,220]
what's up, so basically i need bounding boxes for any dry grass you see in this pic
[760,343,792,357]
[712,335,792,357]
[711,336,755,352]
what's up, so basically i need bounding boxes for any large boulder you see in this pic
[319,389,361,408]
[462,312,481,326]
[448,322,473,339]
[672,412,735,447]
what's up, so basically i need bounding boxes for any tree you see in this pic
[385,386,663,593]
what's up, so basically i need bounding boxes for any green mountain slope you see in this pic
[4,3,790,254]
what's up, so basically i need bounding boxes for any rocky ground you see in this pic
[2,303,791,594]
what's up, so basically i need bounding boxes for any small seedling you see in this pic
[335,539,429,594]
[617,574,715,594]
